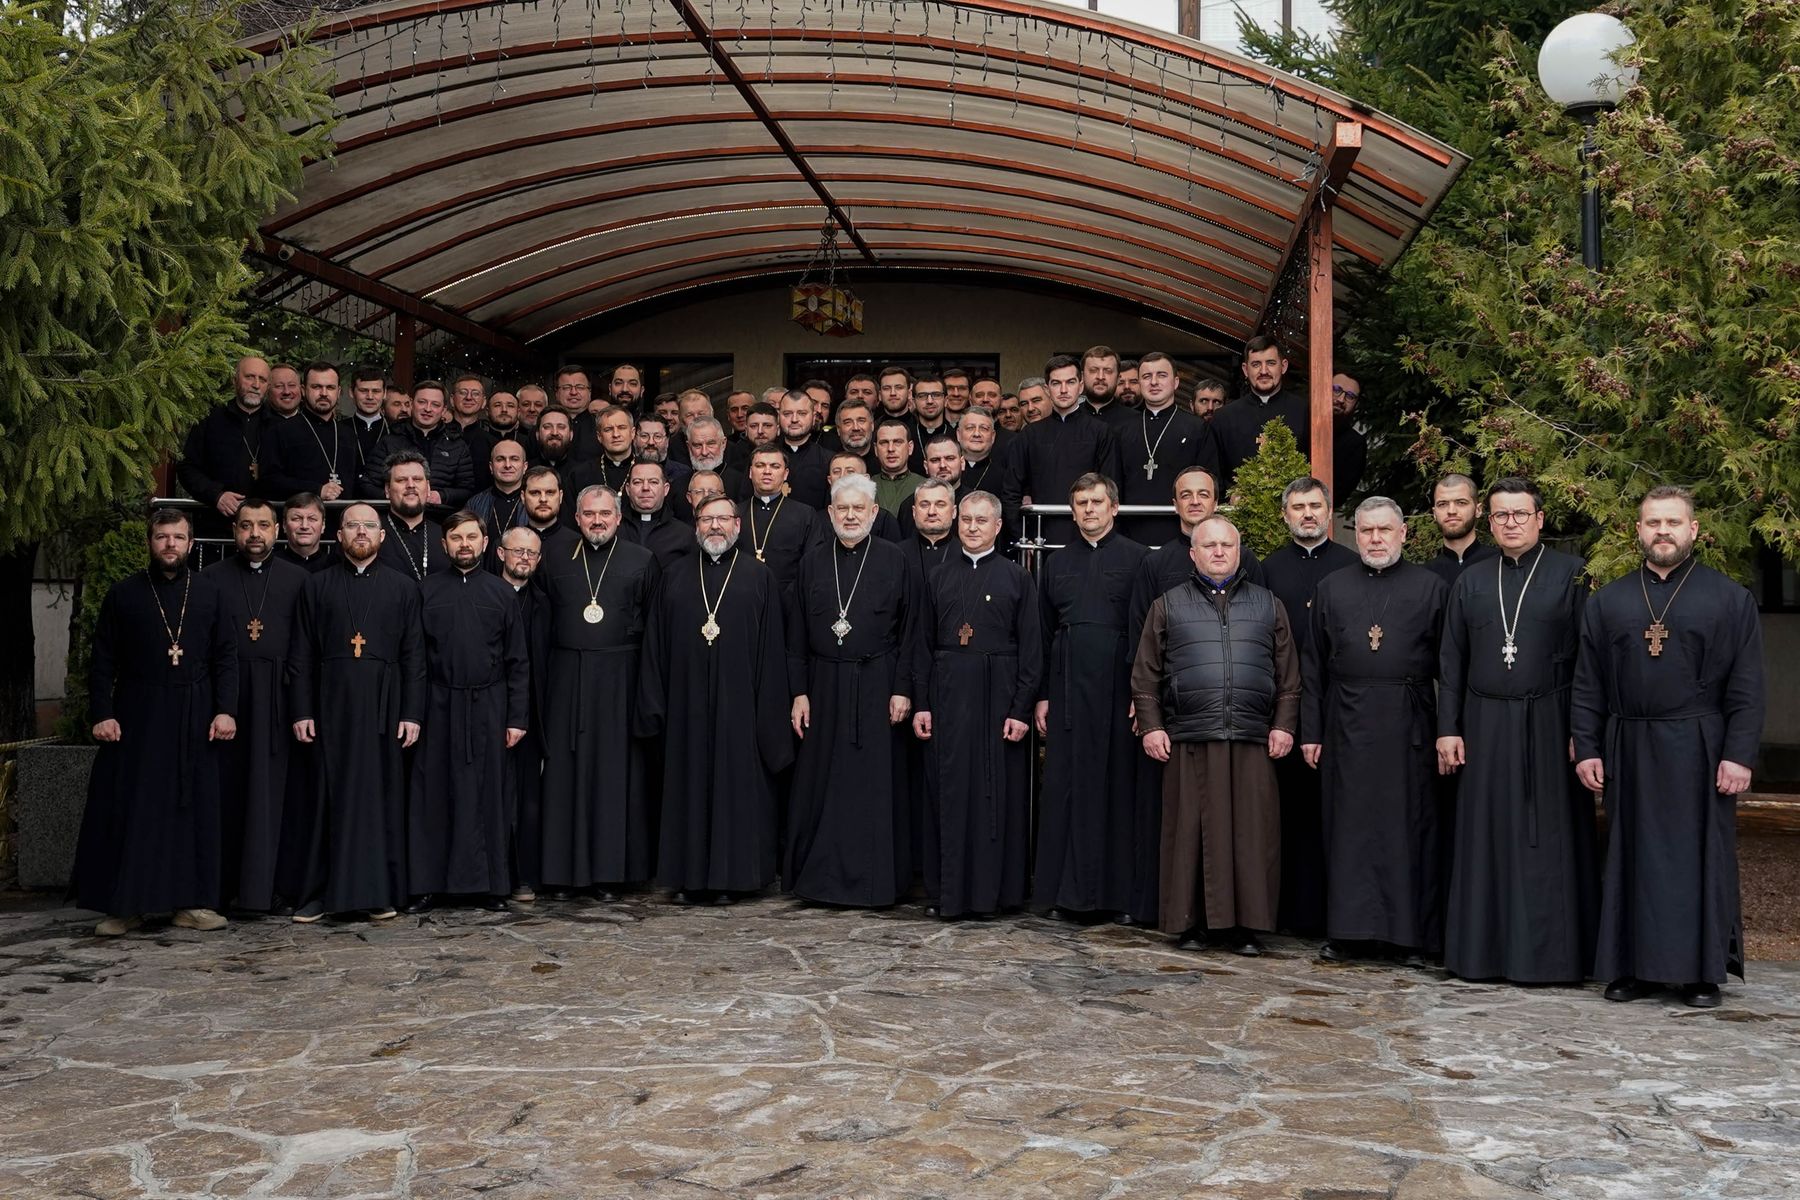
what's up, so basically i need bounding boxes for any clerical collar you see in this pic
[837,537,869,554]
[1052,408,1080,423]
[1646,555,1694,583]
[637,510,657,522]
[350,560,375,575]
[920,531,951,547]
[1084,530,1112,548]
[606,453,631,466]
[355,412,382,428]
[1252,389,1280,404]
[785,437,810,451]
[1290,539,1331,558]
[243,556,266,572]
[1502,544,1544,567]
[289,545,321,559]
[1439,542,1479,562]
[530,520,558,532]
[458,566,481,578]
[1143,402,1175,419]
[1362,560,1399,576]
[755,493,779,505]
[964,546,994,566]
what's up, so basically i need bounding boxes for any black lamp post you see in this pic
[1536,13,1638,270]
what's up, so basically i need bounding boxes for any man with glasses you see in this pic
[1437,477,1597,985]
[448,375,495,490]
[1329,372,1368,499]
[636,495,794,904]
[908,376,951,474]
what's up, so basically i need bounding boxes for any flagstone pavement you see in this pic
[1,897,1796,1199]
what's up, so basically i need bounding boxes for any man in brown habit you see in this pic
[1132,516,1298,954]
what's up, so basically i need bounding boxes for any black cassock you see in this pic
[289,560,425,912]
[1209,391,1309,497]
[411,568,530,896]
[620,506,696,569]
[1439,546,1598,982]
[537,536,661,887]
[919,550,1043,917]
[1114,406,1219,546]
[744,494,818,605]
[73,569,238,916]
[785,536,924,906]
[1000,408,1121,545]
[1261,537,1358,934]
[1423,541,1498,590]
[636,548,794,892]
[1572,560,1764,985]
[203,554,307,911]
[1302,562,1447,951]
[377,513,449,581]
[510,580,551,889]
[1034,530,1151,918]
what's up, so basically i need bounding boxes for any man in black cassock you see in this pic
[536,484,661,900]
[1207,337,1309,498]
[277,493,336,574]
[785,474,924,907]
[1001,355,1121,546]
[74,510,238,935]
[1114,352,1219,546]
[496,527,549,901]
[466,439,532,572]
[1574,486,1764,1008]
[178,357,269,540]
[912,491,1042,918]
[897,479,958,580]
[744,446,819,601]
[289,503,425,922]
[778,390,833,509]
[620,461,696,568]
[636,496,795,901]
[204,499,307,914]
[263,362,354,504]
[1438,477,1597,983]
[378,451,449,582]
[1261,476,1357,935]
[1033,473,1152,924]
[406,511,531,913]
[1301,497,1447,964]
[1424,473,1497,587]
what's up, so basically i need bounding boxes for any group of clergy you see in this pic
[73,362,1764,1010]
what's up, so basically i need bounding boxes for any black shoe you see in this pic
[713,891,734,906]
[546,889,573,902]
[1113,913,1136,927]
[1318,940,1351,963]
[1231,931,1265,958]
[1176,930,1205,952]
[596,890,620,903]
[291,901,326,925]
[478,896,507,912]
[1604,977,1660,1003]
[402,894,435,914]
[1678,983,1721,1008]
[1045,907,1069,922]
[1398,949,1430,970]
[924,906,941,919]
[672,891,692,905]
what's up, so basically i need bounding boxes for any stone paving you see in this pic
[1,898,1797,1200]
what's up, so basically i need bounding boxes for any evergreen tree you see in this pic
[1243,0,1799,581]
[0,1,332,741]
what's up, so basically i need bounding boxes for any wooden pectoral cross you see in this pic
[1644,621,1668,657]
[958,622,974,646]
[351,631,366,659]
[1368,624,1384,651]
[247,618,263,642]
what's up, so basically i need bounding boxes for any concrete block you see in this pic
[14,744,94,890]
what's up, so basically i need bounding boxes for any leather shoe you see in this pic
[672,891,693,905]
[924,906,941,919]
[1045,907,1070,922]
[596,890,620,903]
[1604,977,1659,1003]
[1318,940,1351,963]
[545,889,573,902]
[713,892,734,906]
[1679,983,1721,1008]
[1113,913,1136,927]
[478,896,507,912]
[291,901,326,924]
[402,895,435,914]
[1231,932,1264,957]
[1176,930,1205,952]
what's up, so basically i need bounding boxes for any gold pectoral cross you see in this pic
[351,631,366,658]
[167,644,183,666]
[958,622,974,646]
[247,618,263,642]
[1644,621,1668,657]
[1368,624,1383,651]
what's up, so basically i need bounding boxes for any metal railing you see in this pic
[148,496,391,567]
[1013,503,1177,572]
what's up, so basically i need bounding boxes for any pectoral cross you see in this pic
[1501,637,1517,668]
[958,622,974,646]
[1142,458,1157,480]
[351,631,366,659]
[167,644,183,666]
[247,618,263,642]
[1368,624,1383,651]
[1643,621,1668,657]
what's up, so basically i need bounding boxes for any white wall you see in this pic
[566,280,1234,395]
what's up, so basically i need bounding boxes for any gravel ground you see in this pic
[1740,833,1800,960]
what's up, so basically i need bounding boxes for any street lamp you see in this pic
[1535,13,1638,269]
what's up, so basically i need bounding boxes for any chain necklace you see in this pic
[698,548,739,645]
[240,412,263,481]
[301,410,343,485]
[578,536,618,623]
[1360,570,1396,651]
[385,513,429,579]
[487,488,523,544]
[749,494,785,562]
[239,556,274,642]
[146,568,191,666]
[1638,556,1695,658]
[1495,544,1546,669]
[1139,404,1178,480]
[830,537,873,645]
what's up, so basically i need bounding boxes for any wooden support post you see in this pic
[1178,0,1199,39]
[1307,207,1335,504]
[394,315,416,392]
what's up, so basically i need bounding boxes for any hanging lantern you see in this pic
[790,219,863,336]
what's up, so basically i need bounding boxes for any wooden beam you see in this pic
[251,234,533,358]
[1308,207,1335,503]
[1252,121,1362,335]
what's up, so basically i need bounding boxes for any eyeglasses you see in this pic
[1491,510,1537,525]
[340,520,381,531]
[499,547,540,559]
[1331,384,1361,400]
[696,515,735,526]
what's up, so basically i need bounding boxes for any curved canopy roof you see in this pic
[245,0,1466,355]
